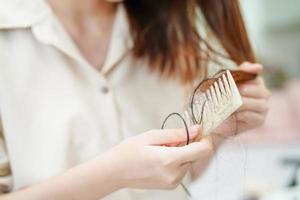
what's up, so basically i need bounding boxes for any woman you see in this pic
[0,0,270,199]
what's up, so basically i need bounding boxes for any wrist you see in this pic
[100,143,139,190]
[95,149,124,192]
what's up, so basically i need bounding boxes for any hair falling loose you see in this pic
[124,0,255,84]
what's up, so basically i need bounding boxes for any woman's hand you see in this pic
[108,125,212,190]
[211,62,271,141]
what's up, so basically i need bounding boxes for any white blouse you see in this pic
[0,0,235,199]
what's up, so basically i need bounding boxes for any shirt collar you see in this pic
[0,0,133,75]
[102,4,133,75]
[0,0,50,29]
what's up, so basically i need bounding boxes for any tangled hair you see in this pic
[124,0,255,84]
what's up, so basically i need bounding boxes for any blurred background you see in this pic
[191,0,300,199]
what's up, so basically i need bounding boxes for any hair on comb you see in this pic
[186,70,257,135]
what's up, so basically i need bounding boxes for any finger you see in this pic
[240,76,264,85]
[239,62,263,74]
[170,163,192,187]
[177,163,192,178]
[179,162,192,174]
[166,141,186,147]
[238,97,269,113]
[176,139,213,163]
[141,125,201,146]
[167,132,202,147]
[239,83,271,99]
[236,111,265,127]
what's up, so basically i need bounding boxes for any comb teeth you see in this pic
[184,70,243,135]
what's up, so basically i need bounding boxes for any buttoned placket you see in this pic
[30,2,127,144]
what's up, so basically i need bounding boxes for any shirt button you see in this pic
[100,86,109,94]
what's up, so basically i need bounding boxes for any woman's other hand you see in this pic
[236,62,271,132]
[107,125,212,190]
[211,62,271,142]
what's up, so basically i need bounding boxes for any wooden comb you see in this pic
[198,70,257,92]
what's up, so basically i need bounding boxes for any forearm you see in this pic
[1,151,120,200]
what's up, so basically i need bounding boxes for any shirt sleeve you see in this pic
[0,120,12,194]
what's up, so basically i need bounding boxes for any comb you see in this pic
[196,70,257,92]
[183,70,257,136]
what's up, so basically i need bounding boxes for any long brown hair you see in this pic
[124,0,255,84]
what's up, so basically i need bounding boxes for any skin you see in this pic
[0,0,271,199]
[47,0,118,69]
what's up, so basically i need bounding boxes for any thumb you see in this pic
[141,125,201,146]
[176,138,213,163]
[239,62,263,74]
